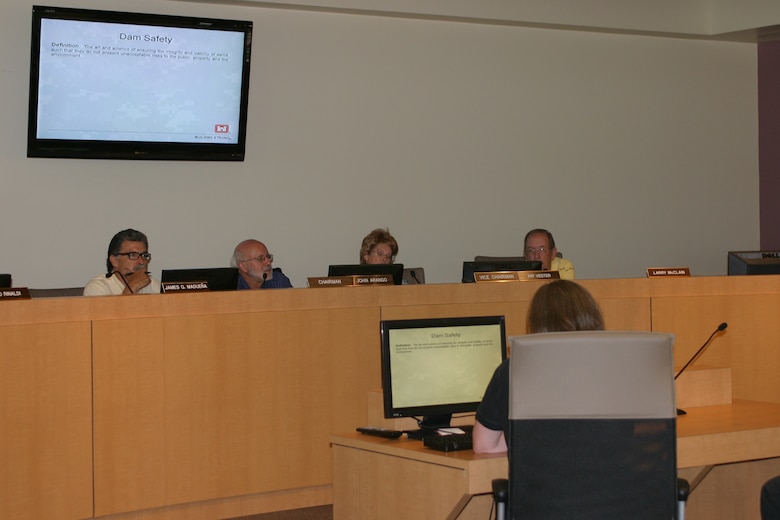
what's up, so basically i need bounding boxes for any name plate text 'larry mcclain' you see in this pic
[307,275,394,288]
[646,267,691,277]
[473,270,560,282]
[161,280,210,293]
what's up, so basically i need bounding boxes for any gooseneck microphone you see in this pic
[674,322,728,380]
[410,270,422,284]
[675,322,728,415]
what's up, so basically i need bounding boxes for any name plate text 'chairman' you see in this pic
[307,275,394,288]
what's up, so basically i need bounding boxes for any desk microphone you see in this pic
[675,322,728,415]
[410,270,422,284]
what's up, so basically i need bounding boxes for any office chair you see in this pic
[474,256,527,262]
[474,253,563,262]
[492,331,688,519]
[29,287,84,298]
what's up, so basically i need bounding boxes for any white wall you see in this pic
[218,0,712,34]
[0,0,759,288]
[707,0,780,34]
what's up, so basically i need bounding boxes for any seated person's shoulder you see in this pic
[83,274,114,296]
[551,257,575,279]
[83,274,161,295]
[270,269,293,288]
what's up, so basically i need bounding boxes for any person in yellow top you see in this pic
[523,228,575,279]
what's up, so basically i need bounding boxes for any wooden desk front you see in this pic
[331,400,780,520]
[2,276,780,519]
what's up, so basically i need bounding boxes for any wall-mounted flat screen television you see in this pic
[28,6,253,160]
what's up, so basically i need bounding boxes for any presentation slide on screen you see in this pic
[389,325,503,409]
[36,19,246,143]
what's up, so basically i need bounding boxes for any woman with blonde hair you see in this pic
[359,228,398,265]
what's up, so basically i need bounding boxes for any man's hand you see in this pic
[118,270,151,294]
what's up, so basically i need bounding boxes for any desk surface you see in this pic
[676,399,780,467]
[334,399,780,467]
[331,400,780,520]
[331,431,501,464]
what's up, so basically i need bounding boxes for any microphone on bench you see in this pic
[675,322,728,415]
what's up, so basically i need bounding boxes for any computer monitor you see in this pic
[327,264,404,285]
[461,260,542,283]
[727,251,780,275]
[380,315,507,437]
[161,267,239,291]
[0,274,11,287]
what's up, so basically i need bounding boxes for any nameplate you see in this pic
[473,270,560,283]
[161,280,210,293]
[307,275,394,288]
[0,287,31,300]
[646,267,691,277]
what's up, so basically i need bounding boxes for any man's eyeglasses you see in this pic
[524,247,548,256]
[243,254,273,263]
[114,252,152,261]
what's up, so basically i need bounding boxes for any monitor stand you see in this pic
[404,414,453,440]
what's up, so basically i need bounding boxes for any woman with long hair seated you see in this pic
[472,280,605,454]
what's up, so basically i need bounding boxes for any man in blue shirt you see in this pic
[231,239,292,289]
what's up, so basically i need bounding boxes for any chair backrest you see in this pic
[474,254,563,261]
[508,331,678,519]
[29,287,84,298]
[474,256,526,262]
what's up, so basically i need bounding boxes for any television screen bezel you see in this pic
[379,315,507,424]
[462,260,543,283]
[327,263,405,285]
[27,5,253,161]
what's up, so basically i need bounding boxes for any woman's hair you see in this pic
[359,228,399,264]
[526,280,605,334]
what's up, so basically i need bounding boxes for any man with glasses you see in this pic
[231,239,292,289]
[84,228,161,295]
[524,228,575,279]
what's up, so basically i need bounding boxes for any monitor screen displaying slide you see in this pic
[380,315,507,428]
[28,6,253,160]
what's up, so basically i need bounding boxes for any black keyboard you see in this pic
[423,433,473,452]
